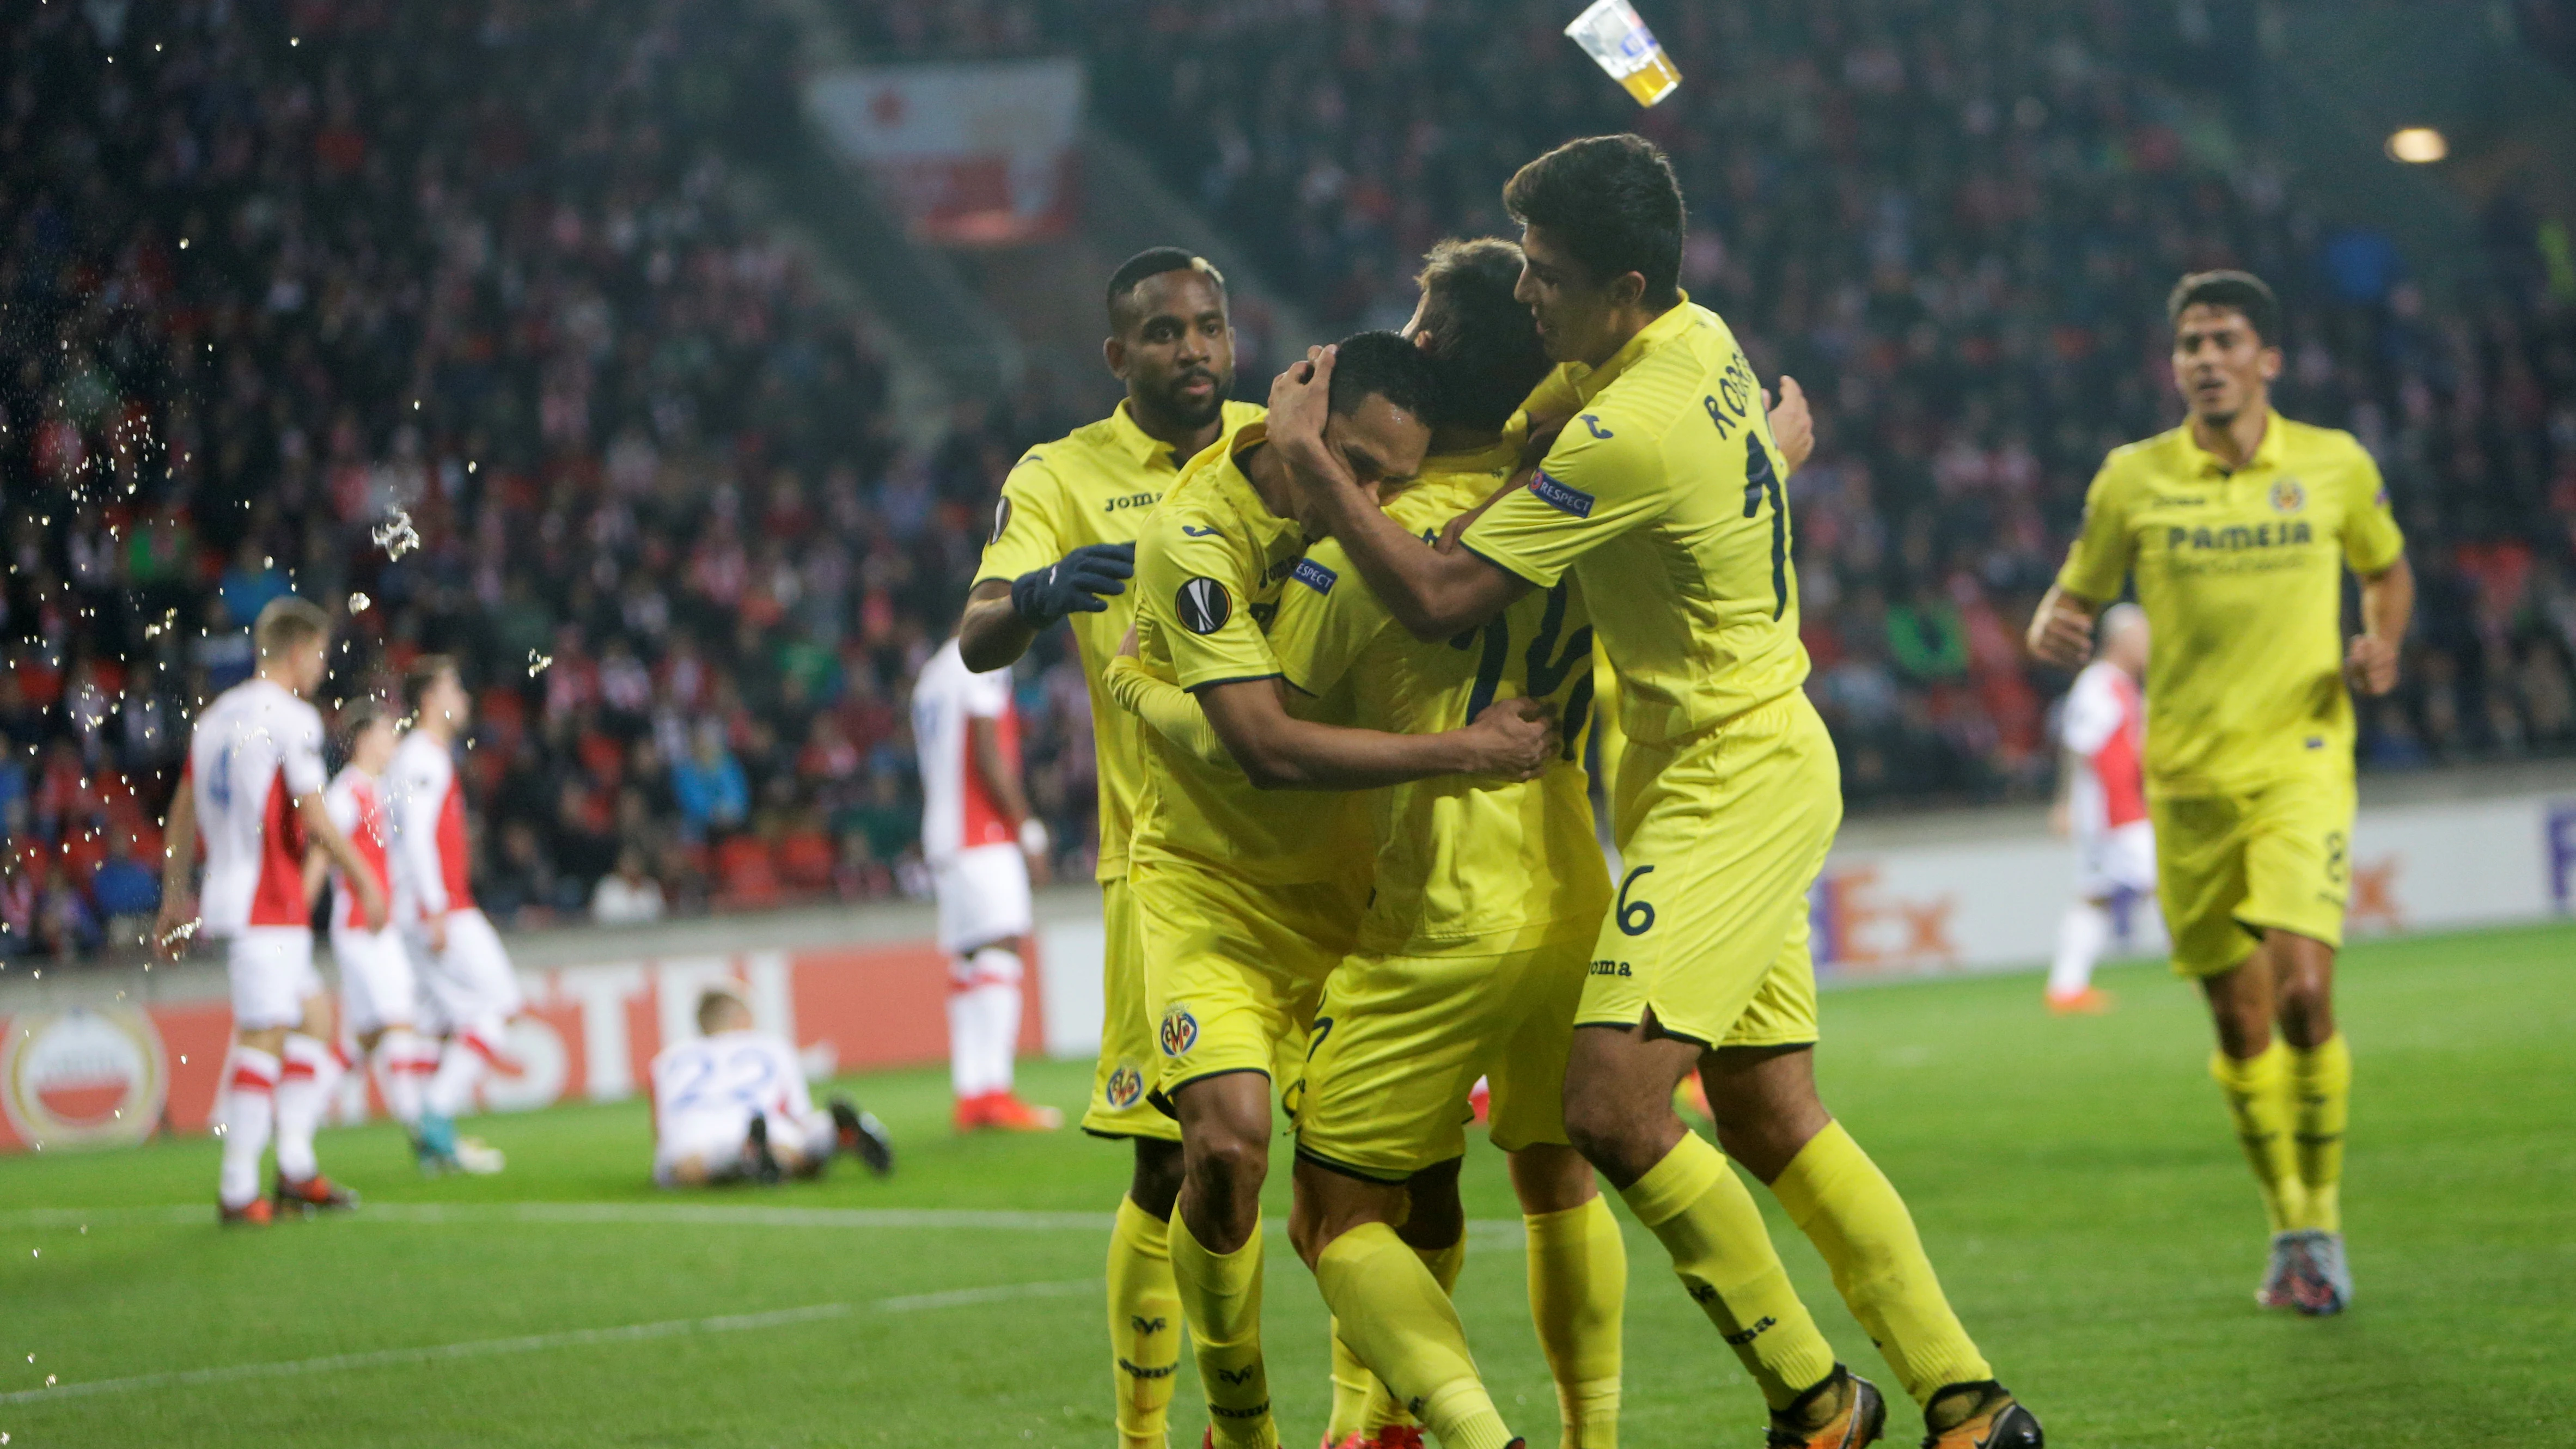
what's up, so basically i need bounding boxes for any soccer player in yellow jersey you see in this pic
[1273,136,2040,1449]
[1123,330,1558,1449]
[958,249,1264,1449]
[2028,270,2413,1318]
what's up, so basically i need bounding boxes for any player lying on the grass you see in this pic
[391,657,517,1176]
[156,597,389,1225]
[648,985,893,1187]
[1270,135,2042,1449]
[957,248,1267,1449]
[304,704,441,1151]
[1112,237,1656,1449]
[2027,269,2413,1317]
[2043,603,2151,1014]
[1117,331,1559,1449]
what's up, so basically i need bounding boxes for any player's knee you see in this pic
[1130,1140,1186,1219]
[1561,1090,1656,1178]
[1186,1129,1268,1197]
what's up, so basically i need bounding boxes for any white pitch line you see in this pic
[0,1277,1101,1407]
[0,1201,1528,1241]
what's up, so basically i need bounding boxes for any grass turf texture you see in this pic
[2,921,2568,1447]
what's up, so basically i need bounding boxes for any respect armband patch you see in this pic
[1290,558,1337,594]
[1529,471,1595,519]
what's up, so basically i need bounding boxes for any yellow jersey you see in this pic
[1269,442,1612,956]
[1461,297,1804,747]
[1129,423,1370,884]
[2057,411,2404,797]
[973,399,1266,879]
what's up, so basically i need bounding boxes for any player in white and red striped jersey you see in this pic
[910,637,1059,1133]
[304,704,437,1148]
[387,655,517,1174]
[2049,603,2154,1013]
[647,985,892,1186]
[155,598,387,1224]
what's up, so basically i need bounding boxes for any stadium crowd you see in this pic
[7,0,2575,958]
[873,0,2576,801]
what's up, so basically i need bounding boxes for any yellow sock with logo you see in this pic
[2289,1034,2351,1233]
[1327,1238,1463,1442]
[1170,1212,1274,1449]
[1315,1224,1515,1449]
[1769,1121,1990,1407]
[1525,1196,1625,1448]
[2210,1043,2309,1233]
[1109,1197,1184,1449]
[1618,1133,1837,1411]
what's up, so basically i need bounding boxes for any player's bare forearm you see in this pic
[2026,583,2100,669]
[1197,680,1554,790]
[299,792,387,927]
[957,580,1036,674]
[967,716,1031,829]
[2349,553,2414,697]
[154,783,199,956]
[1765,376,1814,474]
[302,848,329,910]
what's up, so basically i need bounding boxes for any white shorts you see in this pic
[410,908,524,1039]
[652,1108,834,1187]
[931,845,1031,956]
[2076,818,2157,900]
[226,927,323,1032]
[332,924,418,1036]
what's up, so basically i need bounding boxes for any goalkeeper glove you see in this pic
[1010,543,1135,626]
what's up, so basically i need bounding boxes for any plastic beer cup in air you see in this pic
[1564,0,1681,107]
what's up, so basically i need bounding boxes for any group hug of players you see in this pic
[961,133,2408,1449]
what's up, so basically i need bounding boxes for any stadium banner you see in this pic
[805,59,1083,244]
[1811,788,2576,979]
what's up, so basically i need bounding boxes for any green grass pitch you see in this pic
[2,921,2569,1447]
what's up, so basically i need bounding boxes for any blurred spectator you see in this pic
[591,849,670,927]
[672,723,753,842]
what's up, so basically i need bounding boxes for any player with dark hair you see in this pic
[957,248,1265,1449]
[1270,135,2041,1449]
[2029,268,2413,1317]
[1115,327,1556,1449]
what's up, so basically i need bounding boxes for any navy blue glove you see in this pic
[1010,542,1135,626]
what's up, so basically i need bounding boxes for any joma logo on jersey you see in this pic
[1106,1063,1145,1109]
[1291,558,1337,594]
[1103,491,1159,512]
[1588,959,1633,977]
[1530,472,1594,518]
[1159,1005,1199,1056]
[2166,521,2313,551]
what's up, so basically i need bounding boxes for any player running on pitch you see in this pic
[957,248,1265,1448]
[156,597,388,1224]
[2028,270,2410,1317]
[2044,604,2152,1014]
[1122,330,1555,1449]
[306,704,438,1147]
[647,984,892,1187]
[1272,136,2040,1449]
[389,656,512,1175]
[911,635,1059,1132]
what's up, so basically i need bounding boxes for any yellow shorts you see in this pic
[1293,927,1591,1182]
[1131,858,1368,1103]
[2152,771,2358,977]
[1578,692,1839,1048]
[1082,877,1182,1142]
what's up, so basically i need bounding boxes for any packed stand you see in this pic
[0,0,1104,959]
[854,0,2576,804]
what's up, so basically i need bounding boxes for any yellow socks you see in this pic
[2210,1043,2309,1233]
[1769,1121,1990,1407]
[2289,1035,2351,1233]
[1170,1212,1274,1449]
[1327,1238,1462,1442]
[1525,1197,1625,1448]
[1315,1224,1515,1449]
[1108,1197,1184,1449]
[1618,1133,1837,1411]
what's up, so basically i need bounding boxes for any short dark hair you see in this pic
[1415,238,1552,432]
[1107,247,1226,332]
[401,655,459,716]
[2168,270,2281,347]
[1327,330,1438,423]
[337,699,390,749]
[253,596,330,658]
[1504,135,1684,309]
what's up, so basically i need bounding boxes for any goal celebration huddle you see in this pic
[943,126,2409,1449]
